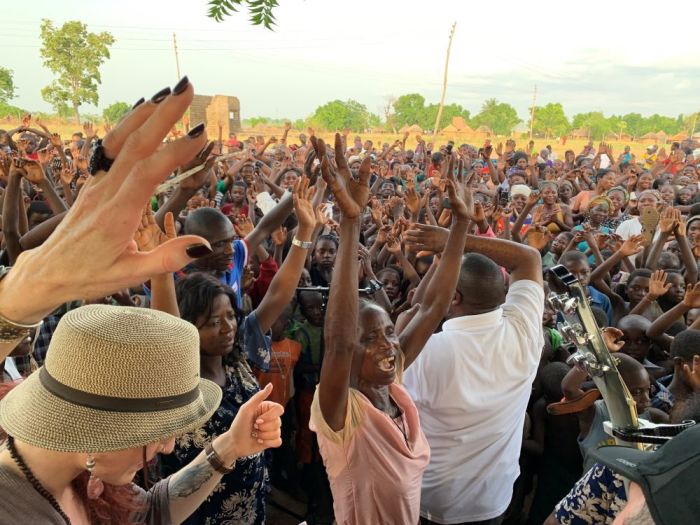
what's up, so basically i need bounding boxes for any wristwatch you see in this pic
[291,238,313,250]
[368,279,384,293]
[0,266,43,343]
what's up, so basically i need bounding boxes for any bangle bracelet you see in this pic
[204,441,235,475]
[291,237,313,250]
[0,267,43,343]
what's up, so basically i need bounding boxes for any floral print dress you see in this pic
[162,311,272,525]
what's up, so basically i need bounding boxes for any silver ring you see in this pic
[251,431,258,438]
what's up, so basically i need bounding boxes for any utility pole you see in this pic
[432,22,456,143]
[528,85,537,140]
[173,33,181,81]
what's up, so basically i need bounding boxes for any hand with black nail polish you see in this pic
[0,77,209,326]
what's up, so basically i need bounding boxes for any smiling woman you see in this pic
[309,136,471,524]
[163,175,318,524]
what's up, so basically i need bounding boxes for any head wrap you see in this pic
[588,195,613,211]
[539,180,558,191]
[510,184,532,198]
[607,186,629,202]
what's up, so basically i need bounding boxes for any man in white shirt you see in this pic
[404,236,544,525]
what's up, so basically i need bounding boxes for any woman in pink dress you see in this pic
[309,135,472,525]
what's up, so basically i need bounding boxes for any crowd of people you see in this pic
[0,76,699,525]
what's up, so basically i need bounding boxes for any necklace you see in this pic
[6,436,71,524]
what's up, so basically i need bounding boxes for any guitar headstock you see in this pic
[547,266,595,350]
[547,265,641,438]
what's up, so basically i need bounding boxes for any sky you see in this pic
[2,0,700,122]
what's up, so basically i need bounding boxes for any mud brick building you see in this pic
[190,95,241,138]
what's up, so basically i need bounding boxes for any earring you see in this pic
[85,455,104,500]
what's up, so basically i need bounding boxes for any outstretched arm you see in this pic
[399,155,470,368]
[317,135,372,431]
[254,177,316,333]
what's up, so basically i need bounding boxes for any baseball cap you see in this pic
[589,423,700,525]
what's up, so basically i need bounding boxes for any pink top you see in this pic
[310,383,430,525]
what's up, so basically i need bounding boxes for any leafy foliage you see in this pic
[207,0,279,29]
[0,67,15,103]
[309,99,378,132]
[102,101,130,124]
[530,102,570,138]
[471,98,521,135]
[39,19,114,124]
[391,93,470,131]
[0,101,26,119]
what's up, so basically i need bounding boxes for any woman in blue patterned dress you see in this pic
[162,178,318,524]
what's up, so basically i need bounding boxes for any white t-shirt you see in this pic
[403,280,544,524]
[615,217,642,240]
[615,216,663,244]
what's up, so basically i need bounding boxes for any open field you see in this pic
[4,116,677,159]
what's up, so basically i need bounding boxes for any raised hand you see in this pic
[386,233,402,255]
[179,141,217,192]
[527,190,541,207]
[375,224,392,245]
[602,327,625,353]
[647,270,672,300]
[318,133,371,219]
[36,148,52,167]
[50,133,63,149]
[619,234,645,257]
[134,206,176,252]
[404,186,421,215]
[17,158,46,185]
[75,155,89,173]
[233,215,254,237]
[404,223,449,253]
[271,226,288,247]
[246,187,257,205]
[60,166,75,186]
[676,355,700,393]
[674,216,687,237]
[0,79,216,327]
[682,282,700,309]
[292,175,317,230]
[83,121,96,140]
[658,207,678,233]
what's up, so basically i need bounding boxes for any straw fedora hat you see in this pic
[0,305,221,452]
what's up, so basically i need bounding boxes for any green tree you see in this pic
[309,99,376,132]
[0,67,15,103]
[39,19,115,124]
[571,112,613,140]
[244,116,270,127]
[102,101,130,124]
[621,113,646,138]
[422,103,470,131]
[471,98,521,135]
[393,94,426,128]
[530,102,570,139]
[645,114,679,135]
[207,0,279,29]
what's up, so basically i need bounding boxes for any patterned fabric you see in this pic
[162,311,272,525]
[651,380,674,414]
[553,463,627,525]
[33,302,80,365]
